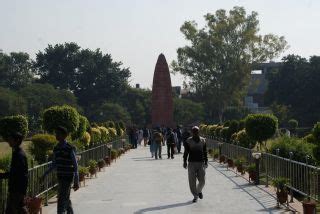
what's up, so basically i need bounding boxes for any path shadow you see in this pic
[133,201,193,214]
[209,162,294,213]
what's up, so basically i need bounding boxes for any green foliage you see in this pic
[269,136,316,164]
[223,121,231,127]
[215,126,223,137]
[111,149,118,159]
[303,134,316,144]
[105,121,115,128]
[246,163,256,173]
[80,132,91,147]
[0,154,11,171]
[228,120,239,139]
[236,129,256,149]
[172,6,287,121]
[89,102,131,123]
[0,87,27,117]
[288,119,298,131]
[71,115,89,140]
[118,121,125,130]
[220,127,229,140]
[173,98,205,125]
[271,177,289,191]
[0,115,28,141]
[234,157,246,167]
[312,122,320,141]
[98,126,110,143]
[245,114,278,144]
[43,105,80,134]
[88,160,97,170]
[29,134,57,163]
[108,128,117,139]
[90,128,101,144]
[78,166,89,176]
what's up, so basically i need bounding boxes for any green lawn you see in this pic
[0,141,31,157]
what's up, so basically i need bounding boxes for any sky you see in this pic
[1,0,320,89]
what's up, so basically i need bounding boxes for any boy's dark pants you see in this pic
[5,193,28,214]
[167,144,175,158]
[57,178,73,214]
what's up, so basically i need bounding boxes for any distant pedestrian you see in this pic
[41,126,79,214]
[166,128,176,159]
[183,126,208,203]
[143,127,149,146]
[176,125,183,153]
[182,128,191,148]
[0,132,29,214]
[153,128,163,159]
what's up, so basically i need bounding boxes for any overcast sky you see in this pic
[1,0,320,88]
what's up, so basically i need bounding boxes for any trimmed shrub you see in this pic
[99,126,110,143]
[30,134,57,163]
[0,115,28,141]
[90,128,101,144]
[303,134,316,144]
[108,128,117,139]
[245,114,278,145]
[80,131,91,147]
[269,136,316,164]
[208,125,218,136]
[227,120,239,140]
[43,105,80,134]
[71,115,89,140]
[223,120,231,127]
[220,127,229,140]
[238,119,245,130]
[236,129,255,149]
[288,119,298,132]
[115,123,122,136]
[0,154,11,171]
[106,121,115,128]
[118,121,125,130]
[215,126,223,137]
[312,122,320,141]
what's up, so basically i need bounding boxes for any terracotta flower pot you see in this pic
[276,190,288,204]
[98,161,105,171]
[104,156,111,166]
[227,159,234,168]
[219,155,226,163]
[79,173,86,182]
[213,154,219,159]
[26,197,42,214]
[249,171,257,182]
[237,165,244,174]
[302,200,316,214]
[89,168,97,177]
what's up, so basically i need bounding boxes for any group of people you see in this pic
[0,126,79,214]
[0,124,208,214]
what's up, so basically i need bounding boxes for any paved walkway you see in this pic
[43,147,293,214]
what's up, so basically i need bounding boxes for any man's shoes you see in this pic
[192,198,198,203]
[167,157,170,159]
[171,156,174,159]
[198,192,203,199]
[159,156,162,159]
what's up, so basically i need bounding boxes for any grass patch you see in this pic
[0,141,31,157]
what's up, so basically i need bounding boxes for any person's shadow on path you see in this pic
[134,201,193,214]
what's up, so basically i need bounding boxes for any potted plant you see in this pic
[234,157,246,175]
[219,155,226,163]
[98,159,106,171]
[272,177,289,206]
[119,148,125,156]
[246,163,257,183]
[78,166,88,186]
[111,149,118,161]
[88,160,98,178]
[104,156,111,166]
[302,199,316,214]
[26,196,42,214]
[227,158,234,168]
[213,150,219,160]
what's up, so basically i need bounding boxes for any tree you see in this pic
[18,83,79,131]
[89,102,131,123]
[173,98,205,125]
[265,55,320,126]
[35,43,131,110]
[0,87,27,117]
[0,52,35,90]
[172,6,288,122]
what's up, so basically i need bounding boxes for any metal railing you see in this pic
[0,137,126,213]
[205,136,320,202]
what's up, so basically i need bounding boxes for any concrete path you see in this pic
[43,146,292,214]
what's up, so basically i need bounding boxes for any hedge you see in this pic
[99,126,110,142]
[71,115,89,140]
[90,128,101,144]
[43,105,80,134]
[0,115,28,141]
[245,114,278,144]
[30,134,57,163]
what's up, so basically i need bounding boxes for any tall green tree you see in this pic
[174,98,205,125]
[35,43,131,111]
[0,87,27,117]
[89,102,131,123]
[265,55,320,125]
[0,52,35,90]
[172,6,288,122]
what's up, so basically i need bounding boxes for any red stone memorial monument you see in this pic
[151,54,174,127]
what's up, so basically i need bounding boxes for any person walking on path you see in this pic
[41,126,80,214]
[176,125,183,153]
[182,127,191,148]
[166,128,176,159]
[143,127,149,146]
[183,126,208,203]
[0,132,29,214]
[153,128,163,159]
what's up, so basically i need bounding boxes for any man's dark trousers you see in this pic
[57,178,74,214]
[167,144,175,158]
